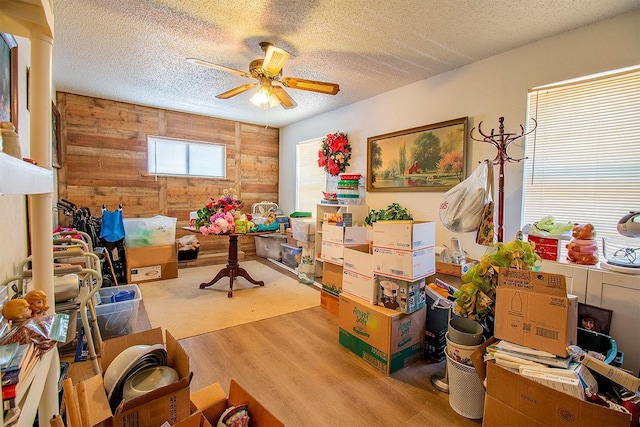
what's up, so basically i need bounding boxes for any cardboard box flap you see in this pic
[190,382,228,423]
[172,411,213,427]
[228,379,285,427]
[75,374,112,427]
[100,327,164,372]
[116,372,193,413]
[497,268,567,297]
[166,329,190,379]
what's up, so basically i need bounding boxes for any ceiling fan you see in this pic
[187,42,340,109]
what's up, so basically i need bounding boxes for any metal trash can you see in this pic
[446,352,485,419]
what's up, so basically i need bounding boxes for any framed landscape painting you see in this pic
[367,117,469,192]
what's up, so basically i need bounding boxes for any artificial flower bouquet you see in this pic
[191,188,252,235]
[317,131,351,176]
[453,238,540,333]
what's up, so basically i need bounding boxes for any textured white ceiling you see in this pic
[52,0,640,128]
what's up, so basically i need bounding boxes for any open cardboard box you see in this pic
[70,328,192,427]
[190,380,284,426]
[494,268,578,357]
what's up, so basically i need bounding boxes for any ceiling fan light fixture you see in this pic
[261,43,290,76]
[250,84,280,108]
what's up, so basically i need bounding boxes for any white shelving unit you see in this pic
[1,2,58,426]
[314,203,369,280]
[0,153,53,195]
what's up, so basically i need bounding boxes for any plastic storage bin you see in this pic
[93,284,142,339]
[255,233,287,260]
[123,216,177,248]
[281,243,302,268]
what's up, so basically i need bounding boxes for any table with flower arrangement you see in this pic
[185,188,275,297]
[182,227,269,297]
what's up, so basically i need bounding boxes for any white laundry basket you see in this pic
[446,351,485,419]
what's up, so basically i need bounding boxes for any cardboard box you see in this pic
[494,268,578,357]
[322,223,367,244]
[372,220,435,250]
[342,245,376,303]
[435,258,478,277]
[190,380,284,427]
[172,412,212,427]
[373,246,435,280]
[320,290,339,315]
[376,275,426,314]
[342,269,377,304]
[483,362,630,427]
[338,292,425,374]
[321,261,343,296]
[342,245,373,276]
[126,244,178,283]
[73,328,192,427]
[527,235,561,261]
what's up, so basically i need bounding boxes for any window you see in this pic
[296,137,325,213]
[523,66,640,243]
[147,136,226,178]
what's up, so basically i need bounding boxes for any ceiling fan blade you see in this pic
[271,86,297,109]
[280,77,340,95]
[187,58,252,78]
[262,45,290,76]
[216,83,257,99]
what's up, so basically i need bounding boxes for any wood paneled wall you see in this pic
[55,92,279,256]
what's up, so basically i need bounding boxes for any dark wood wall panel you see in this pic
[56,92,280,258]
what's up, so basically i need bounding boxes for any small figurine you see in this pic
[25,289,50,316]
[2,299,32,322]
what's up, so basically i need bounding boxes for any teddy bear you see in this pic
[566,223,598,265]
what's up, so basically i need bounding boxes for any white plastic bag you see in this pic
[439,161,488,233]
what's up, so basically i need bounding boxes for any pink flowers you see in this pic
[318,131,351,176]
[193,188,244,234]
[200,211,236,235]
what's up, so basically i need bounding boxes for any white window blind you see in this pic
[296,137,325,213]
[523,67,640,242]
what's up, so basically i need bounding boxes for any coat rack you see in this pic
[470,117,536,242]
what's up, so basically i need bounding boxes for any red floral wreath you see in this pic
[317,131,351,176]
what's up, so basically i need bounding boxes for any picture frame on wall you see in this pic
[1,32,18,130]
[52,102,61,168]
[366,117,469,192]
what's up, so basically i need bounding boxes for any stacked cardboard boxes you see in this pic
[320,224,368,301]
[371,221,436,314]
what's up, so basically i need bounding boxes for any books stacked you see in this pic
[1,342,38,420]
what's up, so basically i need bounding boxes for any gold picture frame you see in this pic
[52,102,61,168]
[1,32,18,130]
[367,117,469,192]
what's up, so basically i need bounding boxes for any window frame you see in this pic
[147,135,226,179]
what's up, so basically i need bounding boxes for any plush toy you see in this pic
[566,223,598,265]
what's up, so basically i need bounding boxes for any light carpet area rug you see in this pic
[137,260,320,339]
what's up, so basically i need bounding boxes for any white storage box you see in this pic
[372,221,435,250]
[373,246,436,280]
[255,233,287,260]
[93,284,142,340]
[291,218,315,242]
[123,216,177,248]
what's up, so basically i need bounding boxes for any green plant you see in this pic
[364,203,413,226]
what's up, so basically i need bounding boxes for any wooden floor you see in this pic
[65,259,483,427]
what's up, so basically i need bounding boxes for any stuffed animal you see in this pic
[566,223,598,265]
